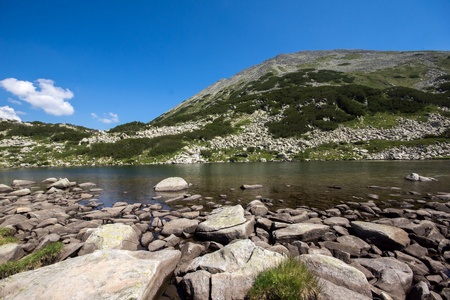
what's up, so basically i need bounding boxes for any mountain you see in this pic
[153,49,450,124]
[0,49,449,167]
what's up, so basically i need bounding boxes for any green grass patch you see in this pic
[0,227,18,245]
[247,257,321,300]
[0,242,64,279]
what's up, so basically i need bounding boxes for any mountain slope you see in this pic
[154,49,450,123]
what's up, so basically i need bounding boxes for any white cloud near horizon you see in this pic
[91,112,119,124]
[0,106,22,122]
[0,78,74,116]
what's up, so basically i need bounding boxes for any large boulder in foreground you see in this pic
[195,205,255,244]
[351,221,410,251]
[154,177,189,192]
[0,249,181,300]
[78,223,139,256]
[183,239,285,300]
[299,254,372,300]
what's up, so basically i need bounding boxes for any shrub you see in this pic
[247,257,321,300]
[109,121,147,134]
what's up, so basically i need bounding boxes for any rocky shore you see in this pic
[0,176,449,299]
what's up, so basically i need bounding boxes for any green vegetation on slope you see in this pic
[0,121,92,143]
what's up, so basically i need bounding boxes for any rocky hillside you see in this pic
[0,50,449,167]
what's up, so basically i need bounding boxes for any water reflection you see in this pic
[0,161,448,210]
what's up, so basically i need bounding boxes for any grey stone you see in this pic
[154,177,189,192]
[351,221,410,250]
[161,218,199,237]
[196,205,255,244]
[0,249,181,300]
[78,223,139,256]
[0,243,25,264]
[299,254,372,299]
[273,223,330,243]
[181,270,211,300]
[355,257,413,300]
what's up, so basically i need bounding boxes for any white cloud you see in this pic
[0,106,22,122]
[91,112,119,124]
[0,78,74,116]
[7,98,22,105]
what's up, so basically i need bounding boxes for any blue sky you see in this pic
[0,0,449,130]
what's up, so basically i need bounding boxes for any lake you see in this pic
[0,160,448,210]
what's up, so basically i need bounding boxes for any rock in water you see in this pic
[78,223,139,255]
[154,177,189,192]
[405,173,436,182]
[0,249,181,300]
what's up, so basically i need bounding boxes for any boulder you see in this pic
[0,184,13,193]
[0,249,181,300]
[42,178,58,184]
[154,177,189,192]
[11,180,35,187]
[405,173,436,182]
[78,223,139,256]
[9,188,31,197]
[183,239,285,300]
[240,184,263,190]
[161,218,199,237]
[0,243,25,264]
[49,178,72,189]
[351,221,410,250]
[299,254,372,299]
[196,205,255,244]
[354,257,413,300]
[272,223,330,243]
[247,200,268,216]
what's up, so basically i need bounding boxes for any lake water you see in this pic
[0,160,448,210]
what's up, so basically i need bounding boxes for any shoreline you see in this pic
[0,175,449,299]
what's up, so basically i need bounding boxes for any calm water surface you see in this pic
[0,161,448,210]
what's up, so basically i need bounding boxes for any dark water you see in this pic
[0,160,448,210]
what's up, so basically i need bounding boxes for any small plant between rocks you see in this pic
[0,241,63,279]
[247,256,321,300]
[0,227,18,245]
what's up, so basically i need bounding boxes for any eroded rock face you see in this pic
[196,205,255,244]
[154,177,189,192]
[299,254,372,300]
[351,221,410,250]
[0,249,181,300]
[78,223,139,256]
